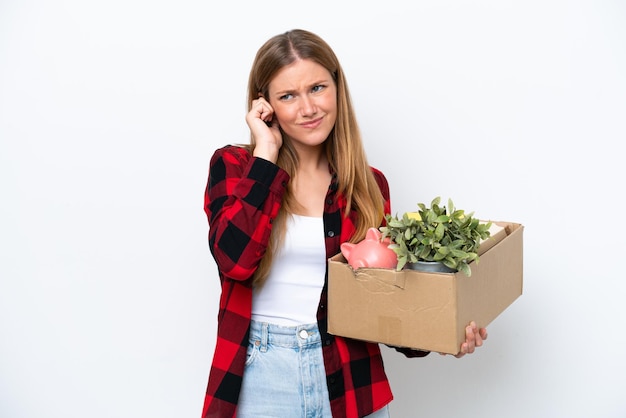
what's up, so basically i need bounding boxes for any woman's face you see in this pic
[266,59,337,150]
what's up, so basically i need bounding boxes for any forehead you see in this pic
[268,59,333,92]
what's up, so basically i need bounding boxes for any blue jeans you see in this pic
[237,320,390,418]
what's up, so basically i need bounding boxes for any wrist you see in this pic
[253,144,279,163]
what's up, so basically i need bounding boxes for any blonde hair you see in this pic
[246,29,384,286]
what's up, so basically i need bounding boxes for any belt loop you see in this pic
[260,322,269,353]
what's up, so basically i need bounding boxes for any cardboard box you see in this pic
[327,222,523,354]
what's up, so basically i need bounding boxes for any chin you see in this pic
[297,136,330,148]
[285,131,332,148]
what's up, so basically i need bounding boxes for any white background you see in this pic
[1,1,625,417]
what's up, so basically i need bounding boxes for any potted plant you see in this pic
[379,197,492,276]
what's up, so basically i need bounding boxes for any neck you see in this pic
[289,144,332,217]
[294,144,327,174]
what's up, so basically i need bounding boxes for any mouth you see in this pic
[299,117,324,129]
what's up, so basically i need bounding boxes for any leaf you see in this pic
[433,252,446,261]
[451,210,465,221]
[419,246,432,260]
[388,219,405,228]
[458,263,471,277]
[443,258,456,269]
[450,249,469,258]
[448,198,454,213]
[434,223,445,241]
[397,255,408,271]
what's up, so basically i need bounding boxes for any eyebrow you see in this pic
[273,78,332,96]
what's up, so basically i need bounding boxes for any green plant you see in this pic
[379,197,492,276]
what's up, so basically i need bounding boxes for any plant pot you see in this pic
[406,261,455,273]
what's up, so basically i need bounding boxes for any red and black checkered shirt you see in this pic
[201,145,428,418]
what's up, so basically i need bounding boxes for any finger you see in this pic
[475,330,483,347]
[480,327,488,341]
[473,326,487,348]
[251,102,270,124]
[465,324,476,353]
[252,97,267,108]
[255,100,266,115]
[257,101,274,122]
[455,343,467,358]
[470,322,483,347]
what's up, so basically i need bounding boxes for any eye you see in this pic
[312,84,325,93]
[279,93,294,101]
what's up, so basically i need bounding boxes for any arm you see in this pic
[204,146,289,282]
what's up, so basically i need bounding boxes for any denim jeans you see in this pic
[237,320,390,418]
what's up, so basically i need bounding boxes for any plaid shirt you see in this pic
[202,145,427,418]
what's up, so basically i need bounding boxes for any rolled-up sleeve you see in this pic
[205,146,289,282]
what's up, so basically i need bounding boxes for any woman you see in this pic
[202,29,487,418]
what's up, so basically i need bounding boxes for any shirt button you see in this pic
[299,330,309,339]
[326,198,333,205]
[327,231,335,237]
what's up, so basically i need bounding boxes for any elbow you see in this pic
[209,236,259,283]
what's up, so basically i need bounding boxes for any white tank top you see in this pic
[251,214,326,326]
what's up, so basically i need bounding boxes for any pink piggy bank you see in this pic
[340,227,398,269]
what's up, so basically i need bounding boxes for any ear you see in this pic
[365,227,381,241]
[340,242,354,259]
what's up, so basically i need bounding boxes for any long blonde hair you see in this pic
[246,29,384,286]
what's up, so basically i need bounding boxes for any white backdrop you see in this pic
[1,1,625,417]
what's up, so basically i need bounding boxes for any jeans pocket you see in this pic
[245,340,260,367]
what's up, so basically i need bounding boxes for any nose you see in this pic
[300,96,317,117]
